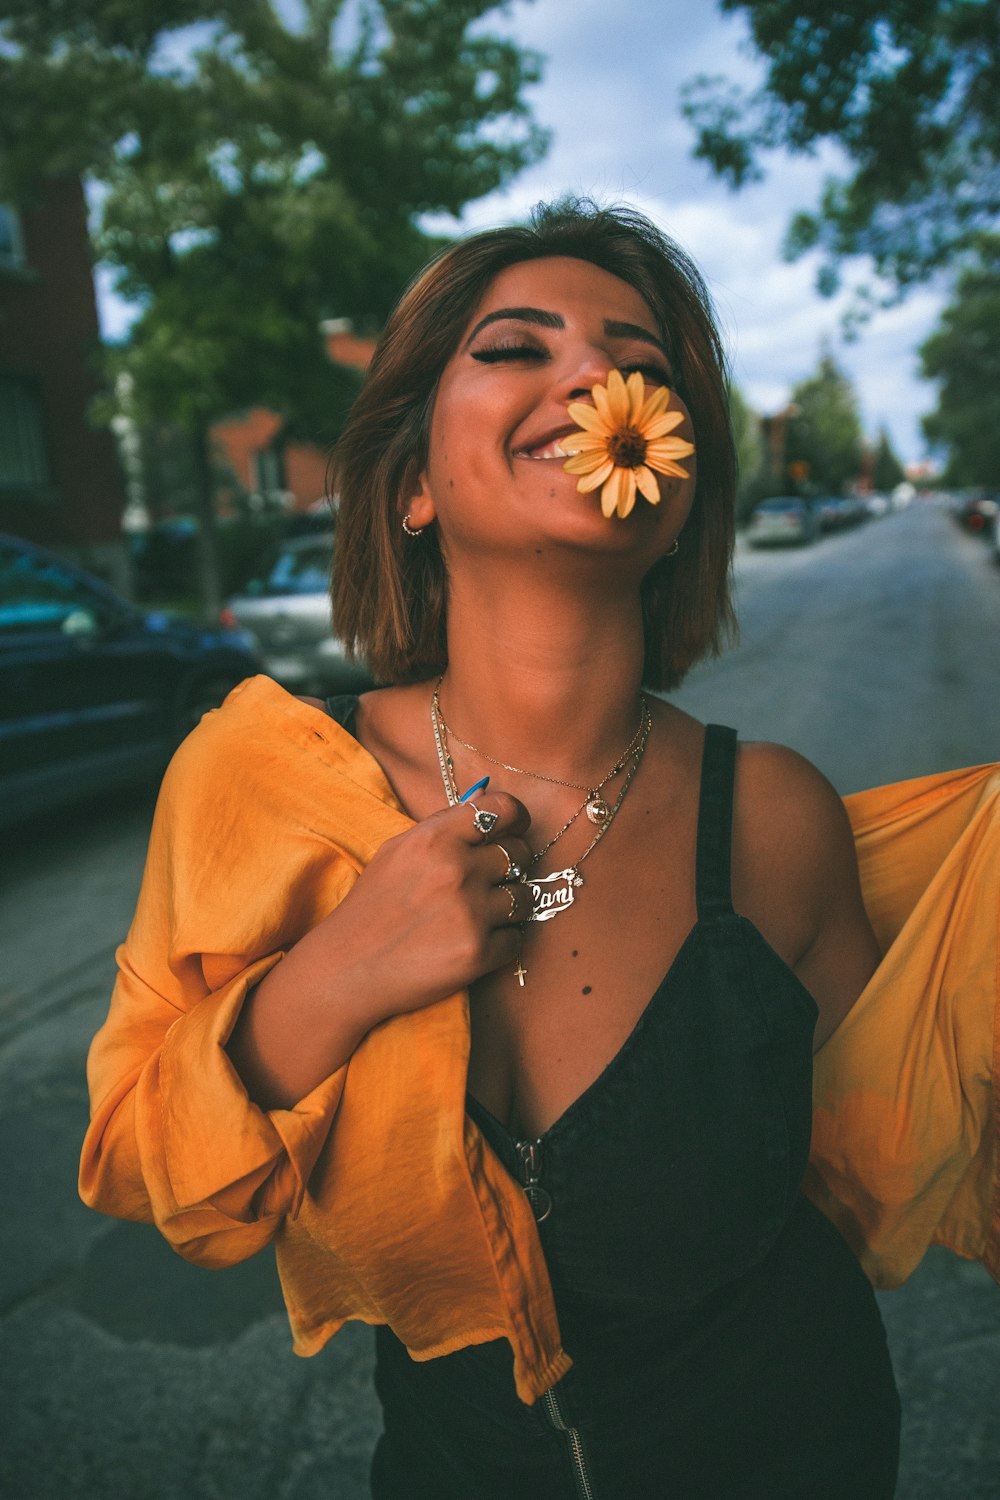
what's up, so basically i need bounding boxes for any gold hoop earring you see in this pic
[402,513,424,537]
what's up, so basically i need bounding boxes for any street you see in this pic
[2,499,998,1499]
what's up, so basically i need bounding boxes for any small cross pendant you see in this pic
[514,959,528,987]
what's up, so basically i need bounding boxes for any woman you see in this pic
[84,200,991,1498]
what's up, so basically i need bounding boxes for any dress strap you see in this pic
[695,724,738,920]
[324,693,360,736]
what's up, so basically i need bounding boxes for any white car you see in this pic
[223,534,373,696]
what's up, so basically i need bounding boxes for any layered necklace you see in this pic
[431,680,651,941]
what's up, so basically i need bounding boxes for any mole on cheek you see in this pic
[571,950,578,958]
[582,985,592,996]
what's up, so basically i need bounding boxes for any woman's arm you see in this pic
[81,699,533,1262]
[227,790,532,1108]
[734,743,882,1051]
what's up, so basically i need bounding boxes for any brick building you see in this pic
[208,318,376,517]
[0,178,127,588]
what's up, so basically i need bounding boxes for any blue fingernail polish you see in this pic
[458,776,490,802]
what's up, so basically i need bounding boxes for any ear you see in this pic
[402,466,436,531]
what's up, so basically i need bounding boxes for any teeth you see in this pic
[518,439,569,460]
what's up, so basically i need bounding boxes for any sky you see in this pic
[436,0,946,468]
[95,0,945,466]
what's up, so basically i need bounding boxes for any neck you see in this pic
[438,569,647,785]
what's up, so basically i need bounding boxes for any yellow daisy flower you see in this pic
[561,369,695,519]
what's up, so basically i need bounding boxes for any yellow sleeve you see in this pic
[806,763,1000,1287]
[78,698,354,1268]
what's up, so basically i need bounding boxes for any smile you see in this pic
[514,438,570,461]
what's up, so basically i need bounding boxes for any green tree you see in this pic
[920,236,1000,486]
[871,427,905,493]
[785,354,864,494]
[728,384,766,520]
[0,0,548,610]
[682,1,1000,300]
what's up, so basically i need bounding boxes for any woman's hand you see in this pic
[327,791,534,1018]
[227,793,533,1108]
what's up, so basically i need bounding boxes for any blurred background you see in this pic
[1,2,998,1496]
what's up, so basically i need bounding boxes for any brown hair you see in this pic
[332,198,736,690]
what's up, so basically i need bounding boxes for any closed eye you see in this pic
[470,341,546,363]
[620,360,674,386]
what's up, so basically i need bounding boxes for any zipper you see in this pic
[514,1137,552,1223]
[513,1144,595,1497]
[541,1384,598,1500]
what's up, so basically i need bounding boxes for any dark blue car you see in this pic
[0,533,261,828]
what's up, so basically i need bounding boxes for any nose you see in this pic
[558,343,618,403]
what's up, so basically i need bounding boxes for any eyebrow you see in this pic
[464,306,671,362]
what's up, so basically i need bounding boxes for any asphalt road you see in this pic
[2,499,998,1499]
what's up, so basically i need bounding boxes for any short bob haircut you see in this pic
[332,198,736,691]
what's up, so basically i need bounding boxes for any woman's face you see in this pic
[407,256,697,568]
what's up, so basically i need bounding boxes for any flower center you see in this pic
[607,428,648,469]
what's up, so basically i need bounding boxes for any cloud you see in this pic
[437,0,945,462]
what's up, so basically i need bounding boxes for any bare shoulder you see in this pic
[733,742,880,1049]
[737,741,855,861]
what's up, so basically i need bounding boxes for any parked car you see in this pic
[953,492,999,536]
[222,533,373,696]
[746,497,819,546]
[0,533,261,829]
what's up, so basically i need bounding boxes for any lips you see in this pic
[512,425,580,461]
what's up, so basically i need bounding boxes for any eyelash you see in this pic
[470,342,673,387]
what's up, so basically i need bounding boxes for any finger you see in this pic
[486,837,532,884]
[490,877,533,928]
[455,791,531,844]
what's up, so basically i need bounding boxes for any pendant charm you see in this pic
[585,795,611,825]
[528,867,584,923]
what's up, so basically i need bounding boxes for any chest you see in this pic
[466,803,700,1139]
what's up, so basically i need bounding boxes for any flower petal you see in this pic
[643,410,685,440]
[601,369,630,426]
[567,401,609,435]
[591,382,615,425]
[600,465,627,517]
[617,471,639,518]
[646,437,695,468]
[575,458,615,493]
[636,386,670,426]
[625,371,646,421]
[563,452,606,475]
[634,464,661,504]
[560,431,611,455]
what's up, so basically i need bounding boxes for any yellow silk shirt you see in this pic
[79,676,999,1404]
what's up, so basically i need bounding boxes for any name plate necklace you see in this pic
[430,684,652,973]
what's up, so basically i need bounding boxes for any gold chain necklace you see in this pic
[431,679,647,827]
[430,690,652,972]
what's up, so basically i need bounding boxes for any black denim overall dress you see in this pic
[324,701,901,1500]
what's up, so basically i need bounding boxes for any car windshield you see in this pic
[757,498,801,512]
[263,543,332,596]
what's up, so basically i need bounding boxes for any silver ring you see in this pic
[469,803,499,839]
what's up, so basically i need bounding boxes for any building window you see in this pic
[0,205,26,268]
[0,377,51,488]
[254,445,285,495]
